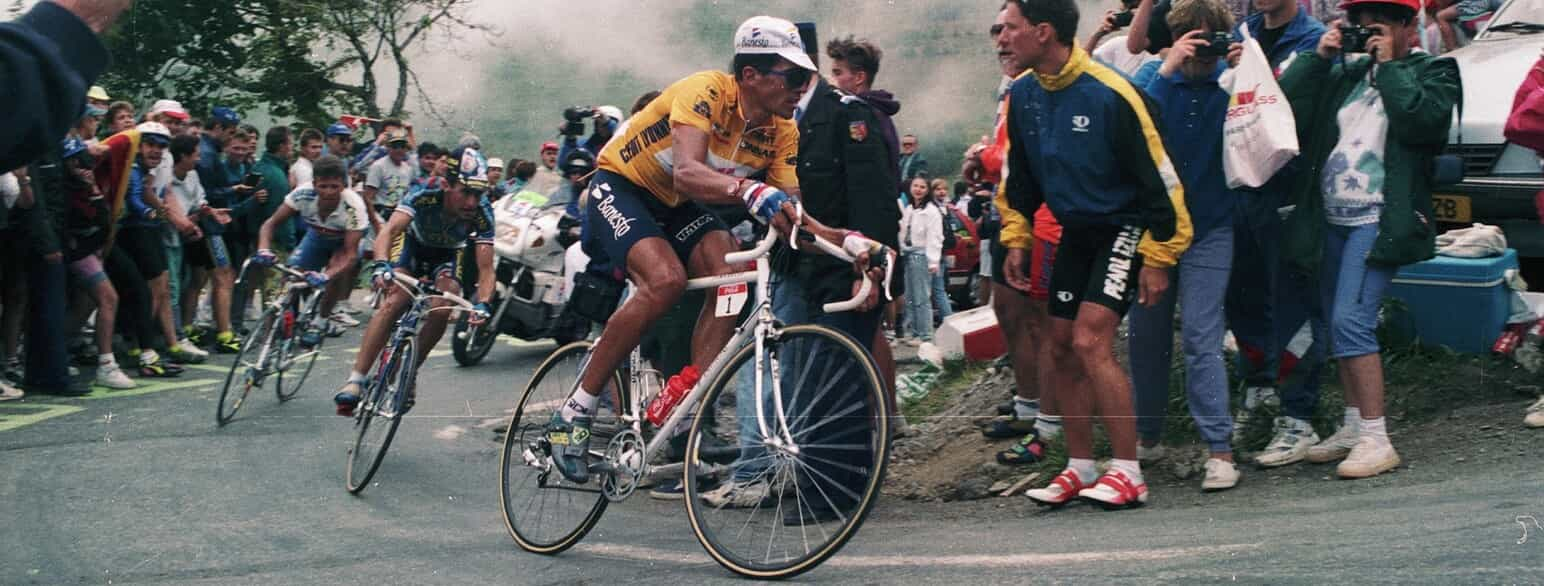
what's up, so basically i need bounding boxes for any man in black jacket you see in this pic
[0,0,128,171]
[17,142,90,395]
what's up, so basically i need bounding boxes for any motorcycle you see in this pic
[451,197,585,366]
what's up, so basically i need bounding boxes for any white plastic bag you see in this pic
[1219,26,1299,189]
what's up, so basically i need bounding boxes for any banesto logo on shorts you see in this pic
[594,185,635,239]
[1102,226,1142,300]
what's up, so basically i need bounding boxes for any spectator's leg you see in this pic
[1,254,27,372]
[1072,304,1138,462]
[1127,267,1177,450]
[1178,228,1235,460]
[930,269,952,322]
[1225,198,1279,393]
[22,255,70,389]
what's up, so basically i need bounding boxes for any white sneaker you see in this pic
[0,379,23,401]
[698,477,773,509]
[1253,417,1321,468]
[329,309,361,327]
[1232,386,1279,444]
[1336,436,1400,479]
[95,362,136,390]
[1137,443,1167,462]
[1202,458,1241,491]
[174,340,210,361]
[1526,397,1544,429]
[1305,423,1360,463]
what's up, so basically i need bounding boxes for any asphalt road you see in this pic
[2,326,1541,584]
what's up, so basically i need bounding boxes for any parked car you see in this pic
[941,204,982,308]
[1440,0,1544,259]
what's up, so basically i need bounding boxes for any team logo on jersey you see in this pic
[849,121,869,142]
[1072,115,1091,133]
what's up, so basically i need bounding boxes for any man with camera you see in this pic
[1276,0,1460,479]
[1086,0,1160,76]
[558,105,623,169]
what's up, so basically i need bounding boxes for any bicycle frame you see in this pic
[604,227,889,481]
[374,273,479,368]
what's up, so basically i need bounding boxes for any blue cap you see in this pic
[211,106,241,125]
[61,137,89,159]
[325,123,353,137]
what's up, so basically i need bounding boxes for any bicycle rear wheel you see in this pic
[684,324,889,579]
[499,341,625,554]
[216,308,280,426]
[276,300,323,401]
[345,338,415,494]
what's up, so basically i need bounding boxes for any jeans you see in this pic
[1129,228,1235,454]
[1226,194,1327,420]
[930,268,953,323]
[902,251,933,340]
[166,244,184,333]
[1321,223,1395,359]
[22,256,69,389]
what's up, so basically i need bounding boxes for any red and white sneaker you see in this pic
[1077,469,1149,510]
[1024,469,1090,508]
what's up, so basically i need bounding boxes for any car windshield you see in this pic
[1480,0,1544,39]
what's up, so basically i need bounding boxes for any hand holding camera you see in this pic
[1160,30,1231,77]
[561,106,597,137]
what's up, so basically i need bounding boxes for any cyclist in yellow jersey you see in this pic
[546,16,871,484]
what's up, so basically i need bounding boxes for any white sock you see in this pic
[1360,417,1389,444]
[139,349,160,366]
[561,387,599,422]
[98,353,116,367]
[348,370,368,384]
[1034,414,1063,439]
[1013,397,1040,419]
[1342,407,1362,431]
[1067,458,1098,484]
[1110,458,1144,484]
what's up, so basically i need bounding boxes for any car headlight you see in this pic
[1492,144,1544,176]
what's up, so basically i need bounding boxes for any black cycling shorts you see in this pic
[116,225,168,279]
[1047,224,1145,321]
[390,232,461,284]
[580,169,728,278]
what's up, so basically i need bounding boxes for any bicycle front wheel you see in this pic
[684,324,890,580]
[499,341,625,554]
[216,308,280,426]
[345,338,415,494]
[275,303,323,401]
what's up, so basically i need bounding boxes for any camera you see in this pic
[1112,10,1133,27]
[1196,31,1233,57]
[562,106,597,136]
[1339,25,1375,53]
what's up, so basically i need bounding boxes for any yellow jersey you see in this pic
[597,71,800,208]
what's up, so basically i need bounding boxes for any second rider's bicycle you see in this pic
[499,227,895,579]
[216,261,328,426]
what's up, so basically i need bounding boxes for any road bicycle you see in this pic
[345,271,483,494]
[499,227,895,579]
[216,261,327,426]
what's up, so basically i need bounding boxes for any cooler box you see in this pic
[1386,249,1517,353]
[935,306,1006,362]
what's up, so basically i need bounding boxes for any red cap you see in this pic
[541,141,559,152]
[1338,0,1422,12]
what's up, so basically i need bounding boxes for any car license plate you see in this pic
[1432,194,1471,223]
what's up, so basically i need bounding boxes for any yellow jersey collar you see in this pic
[1033,44,1090,92]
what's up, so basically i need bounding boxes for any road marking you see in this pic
[83,377,219,400]
[0,403,86,432]
[433,424,467,440]
[575,542,1264,569]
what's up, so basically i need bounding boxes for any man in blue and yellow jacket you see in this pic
[994,0,1192,511]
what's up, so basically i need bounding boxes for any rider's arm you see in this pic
[257,202,297,252]
[328,229,362,281]
[473,242,495,305]
[669,125,747,207]
[373,209,412,264]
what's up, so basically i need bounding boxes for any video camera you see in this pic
[1196,31,1234,57]
[1339,25,1376,53]
[562,106,597,136]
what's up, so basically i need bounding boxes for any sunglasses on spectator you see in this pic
[990,24,1005,37]
[758,66,812,90]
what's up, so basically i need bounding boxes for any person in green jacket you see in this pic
[1277,0,1459,480]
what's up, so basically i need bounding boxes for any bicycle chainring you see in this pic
[600,428,645,502]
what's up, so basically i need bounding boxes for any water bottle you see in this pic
[645,365,701,427]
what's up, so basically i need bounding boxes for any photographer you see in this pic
[557,105,623,172]
[1088,0,1160,76]
[1127,0,1242,492]
[1276,0,1460,480]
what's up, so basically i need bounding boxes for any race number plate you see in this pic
[715,283,748,317]
[1432,194,1471,223]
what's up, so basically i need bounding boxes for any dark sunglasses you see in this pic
[990,23,1005,37]
[759,66,813,90]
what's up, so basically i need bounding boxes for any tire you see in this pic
[275,299,323,401]
[216,308,280,426]
[684,324,890,580]
[499,341,625,554]
[451,311,498,367]
[345,338,415,494]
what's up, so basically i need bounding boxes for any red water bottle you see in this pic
[646,365,701,427]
